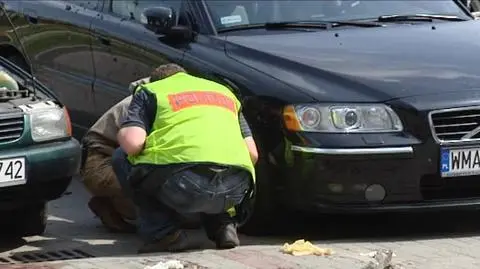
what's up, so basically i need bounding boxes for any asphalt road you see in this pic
[1,177,480,268]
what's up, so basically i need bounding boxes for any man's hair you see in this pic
[150,63,186,82]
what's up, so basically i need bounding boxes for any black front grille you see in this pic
[0,113,24,143]
[430,107,480,142]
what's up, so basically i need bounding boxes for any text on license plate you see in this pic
[441,147,480,177]
[0,157,26,187]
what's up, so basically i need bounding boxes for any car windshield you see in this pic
[204,0,471,30]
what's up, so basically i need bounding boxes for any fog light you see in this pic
[365,184,386,202]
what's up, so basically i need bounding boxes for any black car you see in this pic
[2,0,480,235]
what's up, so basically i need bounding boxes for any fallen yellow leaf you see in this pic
[281,239,334,256]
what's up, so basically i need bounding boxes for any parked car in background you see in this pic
[1,0,480,235]
[0,53,80,236]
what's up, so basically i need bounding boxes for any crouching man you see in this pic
[112,63,258,253]
[80,77,149,232]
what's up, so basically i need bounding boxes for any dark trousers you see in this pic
[111,147,251,242]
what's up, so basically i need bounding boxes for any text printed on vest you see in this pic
[168,91,236,113]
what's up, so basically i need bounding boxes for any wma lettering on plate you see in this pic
[451,150,480,170]
[441,148,480,177]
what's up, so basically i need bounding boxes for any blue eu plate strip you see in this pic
[440,148,450,173]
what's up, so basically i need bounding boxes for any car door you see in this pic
[18,0,100,138]
[90,0,188,116]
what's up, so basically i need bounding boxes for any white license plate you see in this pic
[0,157,26,187]
[440,147,480,177]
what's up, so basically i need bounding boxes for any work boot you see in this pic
[138,230,193,254]
[203,214,240,249]
[88,197,136,233]
[215,223,240,249]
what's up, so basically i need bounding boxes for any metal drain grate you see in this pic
[0,249,94,264]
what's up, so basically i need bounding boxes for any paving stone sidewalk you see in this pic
[0,246,377,269]
[3,234,480,269]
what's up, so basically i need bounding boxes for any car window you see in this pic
[464,0,480,12]
[110,0,182,22]
[63,0,100,10]
[204,0,471,30]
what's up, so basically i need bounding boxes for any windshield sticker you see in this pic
[351,1,360,7]
[220,15,242,25]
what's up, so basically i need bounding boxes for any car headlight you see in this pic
[29,107,72,142]
[283,104,403,133]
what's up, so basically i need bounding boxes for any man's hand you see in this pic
[244,136,258,165]
[117,126,147,156]
[128,77,150,93]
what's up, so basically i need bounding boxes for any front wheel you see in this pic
[238,158,277,236]
[13,203,47,237]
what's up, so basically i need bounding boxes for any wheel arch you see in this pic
[0,43,30,72]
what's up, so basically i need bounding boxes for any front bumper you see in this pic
[282,141,480,214]
[0,138,81,210]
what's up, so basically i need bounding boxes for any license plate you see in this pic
[0,157,26,187]
[440,147,480,177]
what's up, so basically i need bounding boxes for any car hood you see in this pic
[224,20,480,103]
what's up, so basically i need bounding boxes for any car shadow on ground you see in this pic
[0,237,27,253]
[38,209,480,251]
[239,210,480,246]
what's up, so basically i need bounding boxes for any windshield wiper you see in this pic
[269,20,383,28]
[377,14,468,23]
[217,20,382,33]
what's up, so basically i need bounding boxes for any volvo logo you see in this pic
[462,125,480,140]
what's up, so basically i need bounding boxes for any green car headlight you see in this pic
[29,107,71,142]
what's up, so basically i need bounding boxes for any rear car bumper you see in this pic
[282,142,480,214]
[0,138,81,210]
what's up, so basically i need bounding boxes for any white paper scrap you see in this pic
[144,259,184,269]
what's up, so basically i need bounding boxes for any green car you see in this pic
[0,56,81,236]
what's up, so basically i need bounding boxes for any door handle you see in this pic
[96,35,111,46]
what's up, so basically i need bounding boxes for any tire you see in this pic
[238,158,277,236]
[13,203,47,237]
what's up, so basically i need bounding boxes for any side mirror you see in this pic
[140,6,193,40]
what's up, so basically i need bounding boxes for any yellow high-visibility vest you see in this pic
[128,72,255,183]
